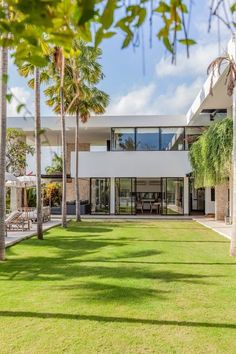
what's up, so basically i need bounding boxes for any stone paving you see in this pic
[194,217,231,240]
[5,219,62,248]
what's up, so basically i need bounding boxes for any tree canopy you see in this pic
[189,117,233,188]
[6,128,34,175]
[45,153,63,175]
[0,0,235,66]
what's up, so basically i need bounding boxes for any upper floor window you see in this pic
[160,128,184,151]
[111,128,135,151]
[111,126,205,151]
[136,128,159,151]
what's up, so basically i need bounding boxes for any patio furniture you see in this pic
[141,199,155,213]
[136,201,143,213]
[5,210,30,232]
[151,202,161,214]
[24,206,51,223]
[43,206,51,222]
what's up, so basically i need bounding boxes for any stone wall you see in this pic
[66,178,90,202]
[215,183,229,221]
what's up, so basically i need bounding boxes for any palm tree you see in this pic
[34,67,43,239]
[0,35,8,260]
[45,42,109,222]
[53,47,67,227]
[71,88,109,222]
[18,63,50,240]
[45,153,63,175]
[207,54,236,256]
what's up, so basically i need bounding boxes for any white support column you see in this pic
[10,187,19,211]
[110,177,115,214]
[184,177,189,215]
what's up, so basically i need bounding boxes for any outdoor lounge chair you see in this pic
[5,210,30,232]
[26,206,51,224]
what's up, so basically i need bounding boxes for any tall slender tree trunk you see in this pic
[230,88,236,255]
[0,41,8,260]
[60,55,67,228]
[75,110,81,222]
[34,67,43,239]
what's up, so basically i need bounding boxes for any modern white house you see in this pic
[7,35,236,218]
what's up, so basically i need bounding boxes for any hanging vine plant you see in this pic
[189,117,233,188]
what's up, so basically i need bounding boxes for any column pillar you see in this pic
[10,187,19,211]
[215,183,229,221]
[184,177,189,215]
[110,177,115,214]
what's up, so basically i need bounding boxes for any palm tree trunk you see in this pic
[0,41,8,260]
[230,88,236,255]
[75,110,81,222]
[34,67,43,239]
[60,57,67,228]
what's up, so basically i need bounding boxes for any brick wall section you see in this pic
[66,178,90,202]
[215,183,229,221]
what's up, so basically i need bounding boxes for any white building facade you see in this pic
[7,36,236,217]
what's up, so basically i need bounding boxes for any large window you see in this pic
[111,128,135,151]
[185,127,206,150]
[90,178,110,214]
[111,127,205,151]
[160,128,184,151]
[136,128,160,150]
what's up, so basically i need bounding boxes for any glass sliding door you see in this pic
[189,178,205,214]
[90,178,110,214]
[162,178,184,215]
[115,178,136,214]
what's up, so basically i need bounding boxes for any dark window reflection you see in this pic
[136,128,159,150]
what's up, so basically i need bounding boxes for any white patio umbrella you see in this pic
[17,175,37,187]
[5,175,37,210]
[5,172,18,182]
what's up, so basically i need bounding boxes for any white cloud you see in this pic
[7,86,33,117]
[107,78,203,116]
[152,78,203,115]
[155,42,226,79]
[107,84,156,115]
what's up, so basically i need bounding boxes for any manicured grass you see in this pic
[1,220,236,353]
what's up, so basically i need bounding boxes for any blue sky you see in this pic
[7,0,234,117]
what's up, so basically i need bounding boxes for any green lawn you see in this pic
[1,220,236,354]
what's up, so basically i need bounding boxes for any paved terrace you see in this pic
[194,217,231,240]
[5,218,62,248]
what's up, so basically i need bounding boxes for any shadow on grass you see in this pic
[0,310,235,329]
[87,238,229,243]
[74,259,236,266]
[58,281,169,302]
[0,253,219,285]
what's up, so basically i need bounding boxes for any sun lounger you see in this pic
[5,210,30,232]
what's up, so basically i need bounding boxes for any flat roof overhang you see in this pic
[186,67,232,126]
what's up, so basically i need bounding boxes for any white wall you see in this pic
[71,151,192,178]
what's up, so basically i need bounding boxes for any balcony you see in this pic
[71,151,192,178]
